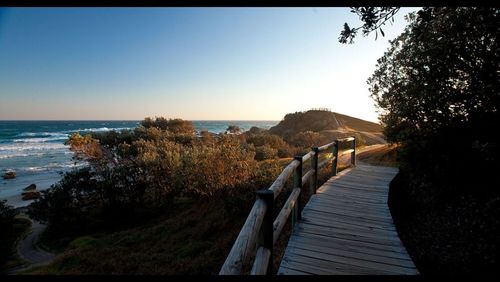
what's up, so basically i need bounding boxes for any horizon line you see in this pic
[0,119,282,122]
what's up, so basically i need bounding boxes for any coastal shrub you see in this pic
[140,117,195,135]
[0,200,17,267]
[247,126,266,135]
[289,131,325,148]
[254,145,278,161]
[226,125,241,134]
[221,160,283,216]
[30,120,262,238]
[245,133,295,158]
[27,168,100,234]
[178,135,257,198]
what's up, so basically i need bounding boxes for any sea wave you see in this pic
[22,161,85,172]
[16,132,69,138]
[0,143,70,159]
[13,136,69,143]
[62,127,133,134]
[0,143,69,152]
[0,152,47,159]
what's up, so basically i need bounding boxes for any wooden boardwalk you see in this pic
[278,163,419,275]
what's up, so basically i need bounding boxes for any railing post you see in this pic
[332,141,339,176]
[292,156,303,225]
[256,189,274,275]
[351,137,356,166]
[310,147,319,195]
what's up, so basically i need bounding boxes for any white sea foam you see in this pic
[23,161,84,172]
[0,143,69,152]
[63,127,133,133]
[0,142,70,159]
[13,136,69,143]
[16,132,69,138]
[0,152,47,159]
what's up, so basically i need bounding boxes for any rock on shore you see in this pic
[23,184,37,191]
[3,171,16,179]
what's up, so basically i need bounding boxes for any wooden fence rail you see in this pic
[219,137,356,275]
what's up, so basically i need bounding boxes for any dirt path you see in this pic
[8,216,55,274]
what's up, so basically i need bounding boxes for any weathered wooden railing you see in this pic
[219,136,356,275]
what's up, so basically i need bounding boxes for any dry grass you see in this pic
[23,199,246,275]
[356,144,399,167]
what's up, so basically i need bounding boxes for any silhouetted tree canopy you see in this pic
[368,7,499,142]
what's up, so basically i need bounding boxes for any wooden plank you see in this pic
[297,224,404,248]
[317,158,331,170]
[279,258,354,275]
[303,206,395,225]
[286,243,416,274]
[337,137,355,142]
[300,214,397,234]
[286,244,417,274]
[307,197,390,213]
[314,190,388,203]
[301,169,314,184]
[250,246,271,275]
[301,151,315,162]
[336,174,395,183]
[307,197,389,210]
[299,218,400,240]
[287,240,416,268]
[301,210,397,231]
[340,149,355,156]
[316,190,388,204]
[287,233,412,261]
[273,187,300,244]
[308,194,390,209]
[323,187,389,197]
[300,215,398,233]
[327,184,389,195]
[326,181,390,192]
[281,253,395,275]
[319,189,388,201]
[277,265,312,275]
[317,141,335,152]
[269,159,300,198]
[290,231,409,257]
[304,205,393,224]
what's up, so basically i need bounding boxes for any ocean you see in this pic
[0,120,278,208]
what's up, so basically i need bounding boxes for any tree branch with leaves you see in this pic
[339,7,400,44]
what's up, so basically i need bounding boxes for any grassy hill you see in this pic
[269,110,382,137]
[268,110,384,146]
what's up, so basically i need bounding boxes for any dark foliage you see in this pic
[339,7,400,44]
[371,7,500,274]
[0,200,17,267]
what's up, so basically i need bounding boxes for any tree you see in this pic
[368,7,499,143]
[339,7,400,44]
[365,8,500,274]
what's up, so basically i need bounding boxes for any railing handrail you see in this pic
[219,136,356,275]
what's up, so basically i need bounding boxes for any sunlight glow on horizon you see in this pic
[0,8,419,123]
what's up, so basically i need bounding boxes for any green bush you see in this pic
[254,145,278,161]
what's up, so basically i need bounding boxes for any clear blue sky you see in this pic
[0,7,419,122]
